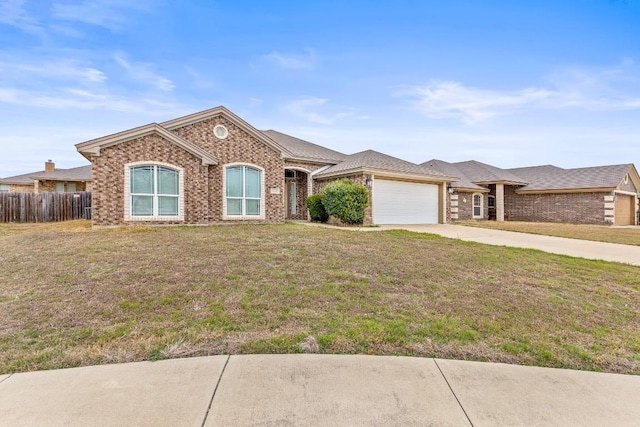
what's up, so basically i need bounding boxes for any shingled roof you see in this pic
[453,160,528,185]
[31,165,92,182]
[509,164,636,192]
[421,159,487,191]
[0,165,92,184]
[315,150,456,181]
[261,130,347,164]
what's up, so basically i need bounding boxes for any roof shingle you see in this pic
[0,165,92,184]
[452,160,527,185]
[510,164,633,191]
[315,150,455,181]
[421,159,485,191]
[261,130,346,163]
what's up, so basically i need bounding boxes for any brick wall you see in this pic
[504,187,607,224]
[38,181,89,193]
[452,191,488,221]
[172,117,285,224]
[8,184,35,193]
[90,115,286,226]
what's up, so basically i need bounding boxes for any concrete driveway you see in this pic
[377,224,640,266]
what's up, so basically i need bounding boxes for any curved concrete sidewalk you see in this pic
[377,224,640,266]
[1,355,639,427]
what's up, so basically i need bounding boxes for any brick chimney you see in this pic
[45,160,55,174]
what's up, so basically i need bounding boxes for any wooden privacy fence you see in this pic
[0,192,92,223]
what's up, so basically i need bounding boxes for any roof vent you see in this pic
[213,124,228,139]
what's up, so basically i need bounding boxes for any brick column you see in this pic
[496,183,505,222]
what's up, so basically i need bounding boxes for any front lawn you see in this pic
[457,220,640,246]
[1,221,639,374]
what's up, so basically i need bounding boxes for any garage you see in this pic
[373,179,439,224]
[615,194,635,226]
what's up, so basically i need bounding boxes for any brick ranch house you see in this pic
[423,160,640,226]
[75,106,455,226]
[0,161,92,193]
[74,106,639,227]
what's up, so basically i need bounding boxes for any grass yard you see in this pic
[1,221,639,375]
[457,220,640,246]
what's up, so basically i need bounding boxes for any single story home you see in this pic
[75,106,456,226]
[74,106,639,227]
[422,160,640,226]
[0,161,92,193]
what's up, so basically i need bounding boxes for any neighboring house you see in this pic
[0,161,92,193]
[75,106,456,226]
[423,160,640,226]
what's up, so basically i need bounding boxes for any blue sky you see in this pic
[1,0,639,177]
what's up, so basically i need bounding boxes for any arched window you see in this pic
[224,165,263,218]
[128,165,181,218]
[472,193,483,219]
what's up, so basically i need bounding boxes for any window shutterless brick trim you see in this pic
[124,161,185,222]
[222,163,266,221]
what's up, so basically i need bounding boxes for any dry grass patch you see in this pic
[458,220,640,246]
[1,221,639,374]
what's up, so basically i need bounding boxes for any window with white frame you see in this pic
[0,184,9,192]
[55,182,64,193]
[67,182,77,193]
[225,165,262,217]
[472,193,483,218]
[129,165,180,217]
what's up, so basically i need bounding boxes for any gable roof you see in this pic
[510,164,639,193]
[161,106,293,158]
[453,160,528,185]
[421,159,487,192]
[315,150,456,182]
[31,165,92,182]
[76,123,218,166]
[261,130,346,164]
[0,165,92,185]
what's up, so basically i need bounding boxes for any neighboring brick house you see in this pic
[423,159,640,226]
[0,161,92,193]
[76,106,455,226]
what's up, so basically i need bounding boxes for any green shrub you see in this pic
[321,179,369,225]
[306,194,329,222]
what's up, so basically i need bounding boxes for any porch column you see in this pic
[496,183,505,222]
[441,183,447,224]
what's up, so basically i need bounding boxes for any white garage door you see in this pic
[373,179,439,224]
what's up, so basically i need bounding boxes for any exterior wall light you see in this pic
[447,183,454,194]
[365,178,373,187]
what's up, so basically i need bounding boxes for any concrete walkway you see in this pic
[371,224,640,266]
[1,355,639,426]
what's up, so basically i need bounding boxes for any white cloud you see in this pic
[114,53,174,91]
[284,97,352,124]
[0,59,107,83]
[264,50,315,70]
[52,0,158,31]
[0,86,183,115]
[0,0,44,35]
[398,61,640,124]
[397,81,555,123]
